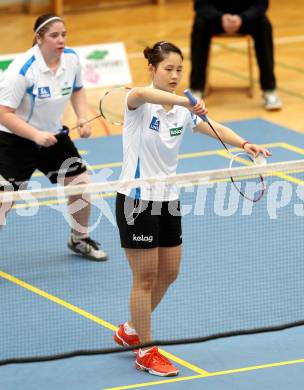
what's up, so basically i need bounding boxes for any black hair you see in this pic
[143,41,183,68]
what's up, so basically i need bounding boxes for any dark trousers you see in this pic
[190,15,276,92]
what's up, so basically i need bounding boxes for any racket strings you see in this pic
[204,120,265,202]
[99,87,130,125]
[229,153,265,202]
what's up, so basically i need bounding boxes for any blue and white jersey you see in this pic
[119,88,202,201]
[0,44,83,134]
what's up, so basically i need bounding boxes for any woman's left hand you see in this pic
[244,143,272,158]
[76,119,91,138]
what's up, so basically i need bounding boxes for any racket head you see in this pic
[99,87,131,125]
[229,152,265,202]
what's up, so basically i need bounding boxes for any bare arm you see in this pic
[127,87,207,114]
[0,105,57,147]
[194,118,271,157]
[70,88,91,137]
[195,118,245,147]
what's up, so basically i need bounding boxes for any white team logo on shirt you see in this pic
[149,116,160,132]
[38,86,51,99]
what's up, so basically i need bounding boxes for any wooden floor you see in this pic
[0,0,304,136]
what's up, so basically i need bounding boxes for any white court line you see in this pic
[128,35,304,59]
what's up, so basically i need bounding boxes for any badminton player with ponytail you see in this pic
[0,14,107,261]
[114,41,271,376]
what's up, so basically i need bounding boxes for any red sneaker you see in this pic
[136,347,179,376]
[114,323,140,348]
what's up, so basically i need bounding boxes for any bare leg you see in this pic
[125,248,158,343]
[61,171,90,237]
[126,245,182,341]
[151,245,182,311]
[0,200,14,228]
[0,180,16,228]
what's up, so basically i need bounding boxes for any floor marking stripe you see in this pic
[31,142,283,177]
[207,358,304,377]
[279,142,304,155]
[0,270,117,332]
[103,375,204,390]
[158,349,209,375]
[0,270,210,375]
[216,148,304,185]
[103,358,304,389]
[11,143,304,209]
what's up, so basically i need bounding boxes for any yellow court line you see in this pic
[216,148,304,186]
[104,375,204,390]
[275,172,304,185]
[12,191,117,209]
[0,270,117,332]
[206,358,304,377]
[12,145,304,209]
[279,142,304,155]
[104,358,304,390]
[31,143,284,177]
[0,270,210,375]
[157,349,209,376]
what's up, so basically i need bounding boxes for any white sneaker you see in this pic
[262,90,282,111]
[68,236,107,261]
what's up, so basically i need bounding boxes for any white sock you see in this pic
[124,322,137,335]
[72,233,88,242]
[138,347,153,357]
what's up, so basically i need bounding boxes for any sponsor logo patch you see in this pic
[170,126,183,136]
[38,86,51,99]
[61,85,72,96]
[132,234,153,243]
[149,116,160,132]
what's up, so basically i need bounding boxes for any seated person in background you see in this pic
[190,0,282,111]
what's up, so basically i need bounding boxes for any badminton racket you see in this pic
[184,89,266,202]
[56,86,131,138]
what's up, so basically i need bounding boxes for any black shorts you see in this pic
[116,192,182,249]
[0,128,86,191]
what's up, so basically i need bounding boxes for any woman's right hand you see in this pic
[184,98,208,118]
[33,131,58,147]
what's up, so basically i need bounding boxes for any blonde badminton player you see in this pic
[0,14,107,261]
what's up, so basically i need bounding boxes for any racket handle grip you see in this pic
[184,89,208,122]
[55,126,69,140]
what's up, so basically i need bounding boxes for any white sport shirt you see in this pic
[119,89,202,201]
[0,44,83,134]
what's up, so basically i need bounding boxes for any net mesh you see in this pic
[1,160,304,364]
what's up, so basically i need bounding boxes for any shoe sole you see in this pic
[264,106,282,111]
[68,242,107,262]
[114,332,138,354]
[136,363,179,376]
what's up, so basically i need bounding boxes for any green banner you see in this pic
[0,59,13,73]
